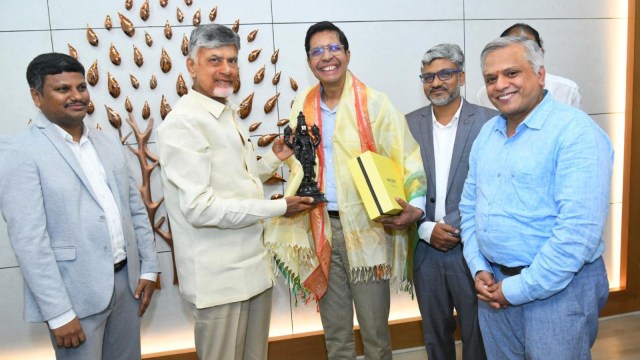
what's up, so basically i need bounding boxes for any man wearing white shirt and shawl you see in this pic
[266,21,426,360]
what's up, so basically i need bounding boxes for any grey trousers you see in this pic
[413,241,486,360]
[50,262,141,360]
[319,217,392,360]
[191,287,273,360]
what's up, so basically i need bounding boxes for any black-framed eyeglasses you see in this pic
[308,44,345,58]
[419,69,463,83]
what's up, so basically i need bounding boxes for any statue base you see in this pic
[297,183,328,204]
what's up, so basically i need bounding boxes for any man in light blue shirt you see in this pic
[460,36,613,359]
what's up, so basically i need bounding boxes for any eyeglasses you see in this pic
[308,44,345,58]
[419,69,463,83]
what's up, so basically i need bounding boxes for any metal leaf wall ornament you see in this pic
[160,48,172,73]
[264,93,279,114]
[209,6,217,21]
[164,20,173,39]
[118,12,135,37]
[176,8,184,22]
[109,43,122,65]
[140,0,150,21]
[142,101,151,119]
[104,15,113,30]
[239,92,254,119]
[87,100,95,114]
[184,0,192,5]
[108,73,121,98]
[289,77,298,91]
[181,34,189,56]
[160,95,172,119]
[150,74,158,89]
[276,118,289,127]
[266,172,286,184]
[96,123,102,130]
[272,71,281,85]
[86,25,99,46]
[248,122,261,132]
[248,48,261,62]
[125,0,133,10]
[253,65,265,84]
[192,9,201,26]
[105,105,122,128]
[271,49,279,64]
[160,0,168,7]
[133,45,144,67]
[144,31,153,47]
[68,44,78,59]
[233,76,241,94]
[87,60,99,86]
[125,96,134,112]
[247,29,258,42]
[257,133,278,147]
[176,73,188,96]
[231,19,239,33]
[130,74,140,89]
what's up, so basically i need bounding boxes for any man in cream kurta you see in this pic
[157,24,314,360]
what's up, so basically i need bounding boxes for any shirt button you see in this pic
[99,215,106,221]
[103,246,109,252]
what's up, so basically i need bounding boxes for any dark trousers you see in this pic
[413,241,486,360]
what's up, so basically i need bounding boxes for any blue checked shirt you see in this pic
[460,92,613,305]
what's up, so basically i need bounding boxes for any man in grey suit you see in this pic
[0,53,160,359]
[406,43,497,360]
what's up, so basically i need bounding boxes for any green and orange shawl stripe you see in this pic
[264,72,426,303]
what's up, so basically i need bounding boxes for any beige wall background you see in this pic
[0,0,628,358]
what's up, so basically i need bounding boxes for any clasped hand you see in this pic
[475,270,511,309]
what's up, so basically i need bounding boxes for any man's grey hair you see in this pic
[421,43,464,70]
[188,24,240,60]
[480,36,544,74]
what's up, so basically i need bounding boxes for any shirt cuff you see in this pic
[501,272,530,306]
[140,272,158,282]
[467,257,492,280]
[264,148,284,168]
[409,196,426,220]
[48,310,76,330]
[418,221,436,244]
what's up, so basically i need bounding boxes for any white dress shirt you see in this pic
[418,100,463,243]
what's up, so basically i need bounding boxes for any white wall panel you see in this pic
[0,0,49,31]
[592,113,626,205]
[0,31,54,136]
[272,0,464,23]
[464,0,627,20]
[0,268,54,360]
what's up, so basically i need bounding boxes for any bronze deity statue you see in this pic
[283,111,327,203]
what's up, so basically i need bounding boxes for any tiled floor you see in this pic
[386,311,640,360]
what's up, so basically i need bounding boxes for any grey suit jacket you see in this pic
[406,99,498,230]
[0,114,160,323]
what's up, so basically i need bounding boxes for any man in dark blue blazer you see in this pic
[406,43,497,360]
